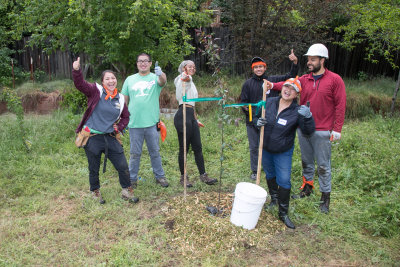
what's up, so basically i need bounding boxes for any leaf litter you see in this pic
[163,192,285,256]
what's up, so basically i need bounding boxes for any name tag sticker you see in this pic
[277,118,287,126]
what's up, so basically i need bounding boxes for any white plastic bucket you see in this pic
[230,182,268,230]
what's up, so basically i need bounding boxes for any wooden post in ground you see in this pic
[256,80,268,185]
[183,79,188,199]
[48,55,51,81]
[11,59,15,88]
[30,56,34,82]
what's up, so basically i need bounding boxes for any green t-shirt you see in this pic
[121,73,163,128]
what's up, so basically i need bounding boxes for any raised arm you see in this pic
[72,57,97,97]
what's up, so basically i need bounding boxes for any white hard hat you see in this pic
[304,43,329,59]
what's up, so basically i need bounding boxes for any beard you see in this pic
[307,62,322,74]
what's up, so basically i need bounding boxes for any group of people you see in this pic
[73,43,346,230]
[72,53,217,205]
[242,43,346,229]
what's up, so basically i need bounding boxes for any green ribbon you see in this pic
[183,95,222,102]
[182,96,266,115]
[223,100,266,115]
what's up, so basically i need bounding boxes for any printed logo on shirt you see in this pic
[277,118,287,126]
[131,81,156,97]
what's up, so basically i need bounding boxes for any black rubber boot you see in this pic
[265,177,278,209]
[292,183,313,199]
[320,192,330,213]
[278,187,295,229]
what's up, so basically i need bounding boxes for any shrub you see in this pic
[61,88,87,114]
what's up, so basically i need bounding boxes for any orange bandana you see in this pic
[103,85,118,100]
[251,61,267,69]
[284,76,302,93]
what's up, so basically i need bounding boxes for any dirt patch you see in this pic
[0,91,62,115]
[21,91,62,114]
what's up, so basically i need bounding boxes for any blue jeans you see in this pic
[262,146,294,189]
[128,125,165,182]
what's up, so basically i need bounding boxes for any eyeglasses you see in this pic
[137,60,150,64]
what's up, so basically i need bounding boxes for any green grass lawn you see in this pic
[0,104,399,265]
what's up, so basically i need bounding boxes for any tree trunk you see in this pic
[390,69,400,116]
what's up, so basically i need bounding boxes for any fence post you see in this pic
[11,59,15,88]
[30,56,34,82]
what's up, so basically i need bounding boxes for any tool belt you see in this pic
[75,128,97,148]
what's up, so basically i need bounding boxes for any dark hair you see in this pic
[101,70,116,83]
[319,57,328,68]
[136,53,152,62]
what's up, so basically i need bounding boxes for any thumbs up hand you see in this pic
[73,57,80,70]
[288,49,298,65]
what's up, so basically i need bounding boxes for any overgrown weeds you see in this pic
[1,76,400,265]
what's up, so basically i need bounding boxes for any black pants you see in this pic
[174,106,205,175]
[84,134,131,191]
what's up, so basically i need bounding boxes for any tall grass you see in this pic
[1,76,399,265]
[0,108,399,265]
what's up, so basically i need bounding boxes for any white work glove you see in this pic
[155,66,162,76]
[154,61,162,76]
[330,131,341,141]
[262,80,273,90]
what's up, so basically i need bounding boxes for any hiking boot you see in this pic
[250,172,257,181]
[180,175,193,188]
[265,177,278,210]
[199,173,217,185]
[156,177,169,188]
[292,184,313,199]
[92,189,105,204]
[320,192,330,213]
[121,186,139,203]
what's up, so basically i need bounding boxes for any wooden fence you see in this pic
[12,30,400,80]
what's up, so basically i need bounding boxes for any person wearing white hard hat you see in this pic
[266,43,346,213]
[255,77,315,229]
[240,50,299,182]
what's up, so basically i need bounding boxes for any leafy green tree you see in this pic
[210,0,349,73]
[336,0,400,115]
[13,0,211,76]
[0,0,26,86]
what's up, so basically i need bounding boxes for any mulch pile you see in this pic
[162,192,285,256]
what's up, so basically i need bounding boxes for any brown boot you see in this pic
[180,175,193,187]
[199,173,217,185]
[92,189,105,204]
[121,186,139,203]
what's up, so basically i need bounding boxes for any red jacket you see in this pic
[273,69,346,132]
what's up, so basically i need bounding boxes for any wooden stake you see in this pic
[30,56,34,82]
[183,79,188,199]
[256,80,268,185]
[48,55,51,81]
[11,59,15,88]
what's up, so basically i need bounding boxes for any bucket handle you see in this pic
[232,206,263,214]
